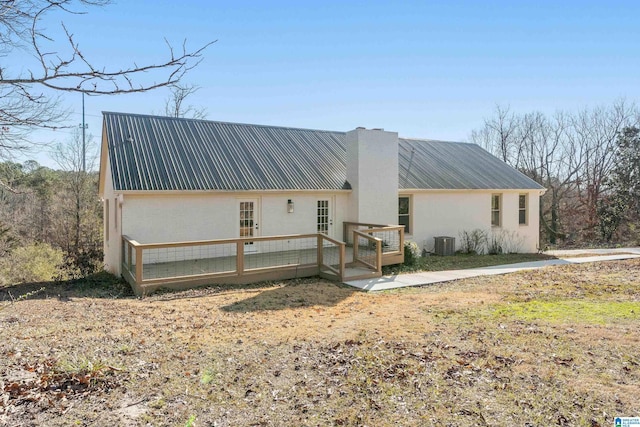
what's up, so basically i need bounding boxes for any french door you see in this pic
[239,199,259,252]
[317,199,332,237]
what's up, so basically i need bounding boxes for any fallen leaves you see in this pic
[1,357,124,417]
[0,259,639,425]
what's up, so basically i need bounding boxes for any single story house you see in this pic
[99,112,545,294]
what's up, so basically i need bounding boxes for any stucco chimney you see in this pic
[346,127,399,225]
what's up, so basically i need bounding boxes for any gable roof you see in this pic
[398,138,543,190]
[102,112,544,192]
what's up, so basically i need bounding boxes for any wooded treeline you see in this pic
[471,100,640,246]
[0,154,101,285]
[1,100,639,286]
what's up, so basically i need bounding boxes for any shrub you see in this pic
[487,233,503,255]
[0,243,69,286]
[62,246,104,278]
[403,241,420,266]
[499,229,525,253]
[458,229,488,254]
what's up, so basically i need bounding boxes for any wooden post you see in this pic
[376,239,382,275]
[339,243,345,281]
[135,246,143,284]
[352,231,359,263]
[317,234,323,270]
[236,240,244,276]
[399,227,404,257]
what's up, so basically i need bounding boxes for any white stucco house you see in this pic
[99,112,545,292]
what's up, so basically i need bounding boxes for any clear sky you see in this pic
[18,0,640,168]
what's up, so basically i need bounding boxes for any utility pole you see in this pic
[80,92,87,172]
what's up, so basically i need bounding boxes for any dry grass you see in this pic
[1,260,639,426]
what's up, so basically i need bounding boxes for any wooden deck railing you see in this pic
[343,221,387,246]
[352,230,382,274]
[318,234,346,280]
[122,233,347,296]
[344,222,405,266]
[121,223,404,296]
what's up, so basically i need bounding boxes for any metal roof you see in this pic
[398,138,544,190]
[103,112,544,192]
[103,112,347,191]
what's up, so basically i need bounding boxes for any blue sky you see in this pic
[20,0,640,167]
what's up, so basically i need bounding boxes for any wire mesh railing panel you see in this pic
[243,237,317,270]
[368,229,401,253]
[321,240,341,270]
[142,242,237,280]
[344,222,394,246]
[122,241,136,274]
[355,235,378,269]
[130,245,136,272]
[344,223,371,246]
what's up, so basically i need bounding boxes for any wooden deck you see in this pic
[142,246,354,280]
[121,224,404,296]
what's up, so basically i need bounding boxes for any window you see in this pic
[491,194,501,227]
[399,196,410,233]
[519,194,527,225]
[105,199,110,242]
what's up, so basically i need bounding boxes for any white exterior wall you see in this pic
[104,191,350,272]
[346,128,398,225]
[102,161,121,274]
[407,190,541,254]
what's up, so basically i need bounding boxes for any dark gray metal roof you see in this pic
[398,138,544,190]
[103,112,347,191]
[103,112,544,192]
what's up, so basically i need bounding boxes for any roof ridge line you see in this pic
[102,111,346,135]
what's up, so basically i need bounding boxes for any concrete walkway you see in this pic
[344,247,640,291]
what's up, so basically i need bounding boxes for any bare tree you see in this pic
[52,129,100,265]
[471,105,517,164]
[569,100,638,239]
[471,101,639,246]
[164,83,208,119]
[470,105,535,169]
[0,0,213,158]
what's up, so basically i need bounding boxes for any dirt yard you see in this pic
[1,259,639,426]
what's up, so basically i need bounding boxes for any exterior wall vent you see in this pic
[434,236,455,256]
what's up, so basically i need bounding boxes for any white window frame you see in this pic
[491,194,501,227]
[399,196,411,234]
[518,194,528,226]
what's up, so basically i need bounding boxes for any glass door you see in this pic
[317,200,330,235]
[239,199,259,252]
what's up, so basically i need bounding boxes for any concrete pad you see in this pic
[343,250,640,291]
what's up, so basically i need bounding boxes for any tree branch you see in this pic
[0,0,214,157]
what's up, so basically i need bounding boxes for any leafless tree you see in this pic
[470,105,537,169]
[469,103,638,245]
[569,100,638,238]
[164,83,208,119]
[471,105,517,164]
[0,0,213,158]
[52,129,100,260]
